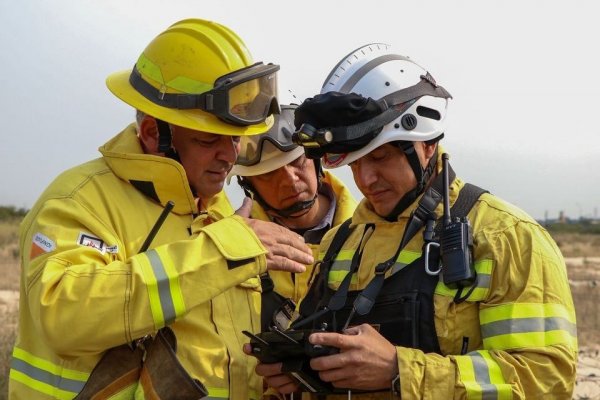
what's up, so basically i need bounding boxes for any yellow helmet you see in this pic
[106,18,278,136]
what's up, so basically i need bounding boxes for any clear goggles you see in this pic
[130,62,280,126]
[235,106,298,166]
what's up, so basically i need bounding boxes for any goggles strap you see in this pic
[296,74,451,153]
[328,102,412,144]
[129,66,208,110]
[378,73,452,107]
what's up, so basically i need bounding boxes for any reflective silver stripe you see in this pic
[390,262,410,275]
[477,273,491,289]
[10,358,85,393]
[472,353,498,400]
[330,259,352,272]
[146,249,176,325]
[482,316,577,339]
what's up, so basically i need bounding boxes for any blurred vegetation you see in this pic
[545,221,600,235]
[0,206,28,222]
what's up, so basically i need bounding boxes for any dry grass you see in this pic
[0,219,19,399]
[0,306,17,399]
[553,232,600,258]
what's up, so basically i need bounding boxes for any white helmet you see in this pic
[229,104,304,177]
[299,43,451,168]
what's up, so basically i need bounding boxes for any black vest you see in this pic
[298,229,442,354]
[296,183,487,355]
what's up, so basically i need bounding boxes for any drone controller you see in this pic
[243,328,341,394]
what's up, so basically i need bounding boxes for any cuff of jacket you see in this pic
[396,346,456,399]
[199,214,268,274]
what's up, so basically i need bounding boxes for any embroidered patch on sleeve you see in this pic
[30,232,56,259]
[76,232,119,254]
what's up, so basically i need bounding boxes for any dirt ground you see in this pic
[1,233,599,399]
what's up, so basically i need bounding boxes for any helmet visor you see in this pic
[222,64,279,125]
[129,62,280,126]
[236,133,298,167]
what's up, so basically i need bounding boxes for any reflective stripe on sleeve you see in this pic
[328,249,356,285]
[455,350,513,400]
[10,347,89,399]
[435,259,493,301]
[480,303,577,350]
[390,250,421,275]
[328,249,421,285]
[143,249,186,328]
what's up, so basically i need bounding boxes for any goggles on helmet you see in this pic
[130,62,280,126]
[293,73,451,158]
[236,126,298,167]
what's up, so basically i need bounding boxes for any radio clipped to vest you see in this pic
[438,153,476,288]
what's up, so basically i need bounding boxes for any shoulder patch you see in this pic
[30,232,56,259]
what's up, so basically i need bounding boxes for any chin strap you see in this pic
[235,158,324,220]
[236,176,316,219]
[384,141,439,221]
[155,118,197,197]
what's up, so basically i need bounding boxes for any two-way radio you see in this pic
[439,154,476,288]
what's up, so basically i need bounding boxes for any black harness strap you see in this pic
[293,219,354,330]
[355,182,488,319]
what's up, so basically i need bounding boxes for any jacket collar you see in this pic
[98,124,198,215]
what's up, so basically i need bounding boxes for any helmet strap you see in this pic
[383,142,438,221]
[314,158,324,191]
[155,118,198,197]
[155,119,181,162]
[236,176,316,219]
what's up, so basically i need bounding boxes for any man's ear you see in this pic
[138,116,161,155]
[422,141,438,164]
[414,141,438,167]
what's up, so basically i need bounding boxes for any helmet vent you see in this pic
[401,114,418,130]
[416,106,441,121]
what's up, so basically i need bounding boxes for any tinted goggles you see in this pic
[130,62,280,126]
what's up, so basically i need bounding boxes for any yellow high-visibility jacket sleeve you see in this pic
[21,197,267,357]
[397,196,577,399]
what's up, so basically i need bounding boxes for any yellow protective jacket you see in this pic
[247,171,356,304]
[304,153,577,399]
[10,125,268,400]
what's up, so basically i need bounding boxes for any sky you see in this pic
[0,0,598,220]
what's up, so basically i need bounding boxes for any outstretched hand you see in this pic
[308,324,398,391]
[235,198,313,273]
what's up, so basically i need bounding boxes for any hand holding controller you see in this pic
[242,327,338,364]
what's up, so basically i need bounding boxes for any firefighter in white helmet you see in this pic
[10,18,313,400]
[229,98,356,332]
[248,43,577,399]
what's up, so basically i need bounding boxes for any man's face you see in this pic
[170,125,240,201]
[350,142,427,217]
[246,154,319,216]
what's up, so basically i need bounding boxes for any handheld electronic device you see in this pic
[439,154,476,287]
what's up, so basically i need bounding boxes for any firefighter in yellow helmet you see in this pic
[248,44,577,399]
[228,99,357,332]
[9,19,313,400]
